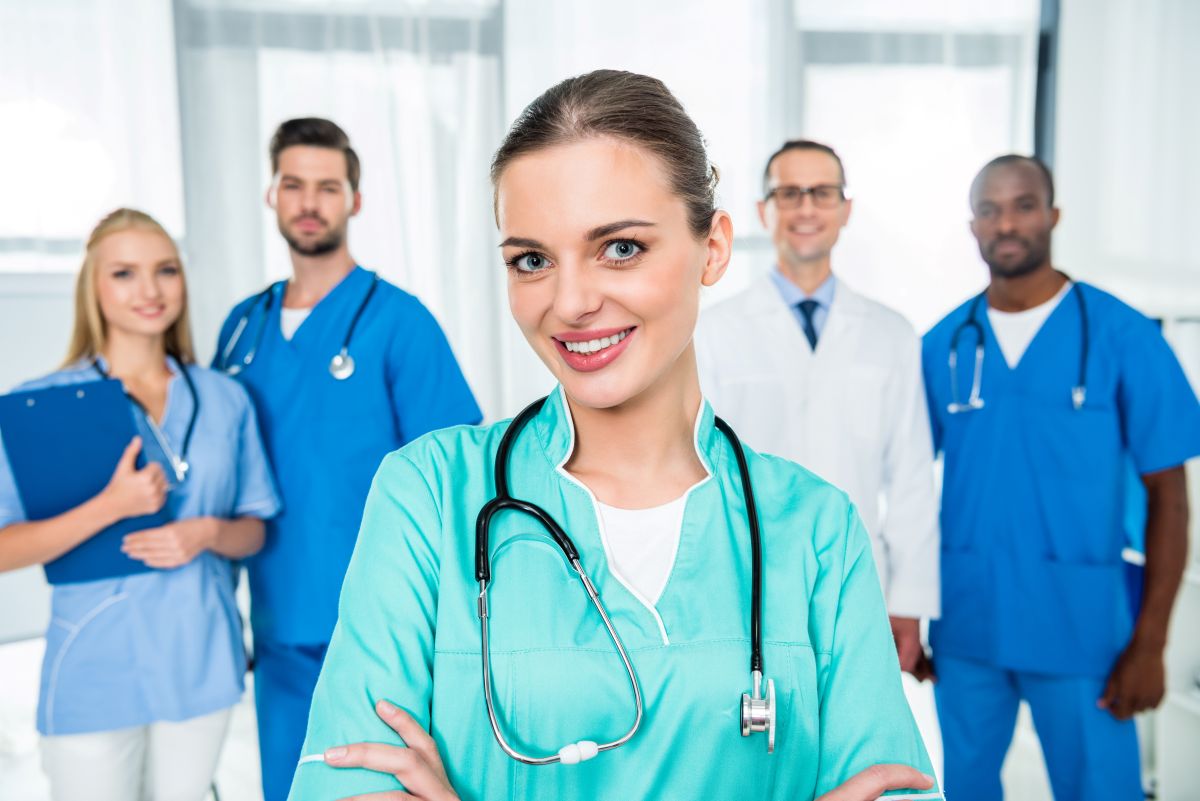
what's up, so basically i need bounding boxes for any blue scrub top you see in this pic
[922,283,1200,677]
[214,266,482,645]
[0,358,281,735]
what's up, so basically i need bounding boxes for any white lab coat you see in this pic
[696,274,940,619]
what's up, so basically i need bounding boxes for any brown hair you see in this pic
[490,70,719,237]
[269,117,362,192]
[761,139,846,196]
[62,208,196,367]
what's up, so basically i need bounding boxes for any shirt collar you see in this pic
[769,269,837,309]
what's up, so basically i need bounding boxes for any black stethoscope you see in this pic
[93,357,199,484]
[474,396,775,766]
[217,271,380,381]
[947,280,1089,414]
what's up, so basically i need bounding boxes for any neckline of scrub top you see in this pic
[89,353,184,430]
[530,386,722,644]
[278,264,370,351]
[976,282,1082,387]
[983,280,1074,373]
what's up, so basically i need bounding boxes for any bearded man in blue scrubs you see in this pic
[214,118,482,801]
[922,155,1200,800]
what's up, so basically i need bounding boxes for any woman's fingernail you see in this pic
[325,746,347,762]
[921,773,935,785]
[377,699,397,716]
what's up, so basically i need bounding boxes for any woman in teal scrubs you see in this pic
[0,209,280,800]
[289,71,939,801]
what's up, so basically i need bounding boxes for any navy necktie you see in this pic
[797,299,820,351]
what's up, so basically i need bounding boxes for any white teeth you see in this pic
[562,329,629,354]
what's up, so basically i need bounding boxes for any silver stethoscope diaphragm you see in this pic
[329,348,356,380]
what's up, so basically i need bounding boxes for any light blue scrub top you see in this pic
[215,266,481,645]
[0,358,281,735]
[922,283,1200,677]
[290,388,940,801]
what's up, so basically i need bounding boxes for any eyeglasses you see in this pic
[764,184,845,210]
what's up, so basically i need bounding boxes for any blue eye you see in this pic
[603,240,643,262]
[510,252,549,273]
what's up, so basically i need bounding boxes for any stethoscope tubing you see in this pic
[948,279,1089,413]
[218,272,380,377]
[93,357,199,484]
[475,396,766,764]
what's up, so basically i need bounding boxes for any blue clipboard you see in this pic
[0,379,169,584]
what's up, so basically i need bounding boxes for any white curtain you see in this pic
[1055,0,1200,317]
[173,0,512,417]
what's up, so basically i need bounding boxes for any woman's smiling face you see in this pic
[497,136,730,411]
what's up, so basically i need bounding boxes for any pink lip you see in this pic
[553,327,636,373]
[134,307,165,318]
[295,219,324,233]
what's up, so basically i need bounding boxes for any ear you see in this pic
[1049,206,1061,230]
[840,197,853,227]
[349,191,362,217]
[756,199,768,231]
[265,186,276,210]
[701,210,734,288]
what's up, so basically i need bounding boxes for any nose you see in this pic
[552,261,603,323]
[137,271,164,300]
[994,207,1018,234]
[300,186,321,212]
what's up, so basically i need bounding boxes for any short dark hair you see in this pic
[491,70,719,238]
[269,117,361,192]
[762,140,846,197]
[971,154,1055,207]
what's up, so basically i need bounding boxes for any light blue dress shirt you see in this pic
[769,270,837,343]
[0,357,281,735]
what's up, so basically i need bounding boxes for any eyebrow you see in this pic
[499,219,656,250]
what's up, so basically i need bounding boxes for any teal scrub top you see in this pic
[0,358,281,735]
[215,267,482,645]
[289,388,940,800]
[922,283,1200,677]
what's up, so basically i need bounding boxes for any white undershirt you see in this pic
[595,495,688,606]
[280,307,312,341]
[987,281,1072,368]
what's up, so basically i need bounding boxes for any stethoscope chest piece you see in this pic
[741,669,776,753]
[329,348,356,380]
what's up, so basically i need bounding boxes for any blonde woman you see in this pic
[0,209,280,801]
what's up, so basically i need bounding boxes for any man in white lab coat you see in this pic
[695,140,939,671]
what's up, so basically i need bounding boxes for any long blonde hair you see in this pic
[62,208,196,367]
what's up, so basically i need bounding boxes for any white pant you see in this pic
[40,707,232,801]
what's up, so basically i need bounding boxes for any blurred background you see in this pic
[1,1,1198,799]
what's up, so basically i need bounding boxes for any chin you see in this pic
[558,369,646,413]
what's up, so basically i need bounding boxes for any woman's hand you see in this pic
[121,517,216,568]
[101,437,168,519]
[817,764,936,801]
[326,699,459,801]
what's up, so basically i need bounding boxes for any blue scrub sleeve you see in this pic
[813,505,940,798]
[1117,319,1200,474]
[387,301,482,442]
[231,386,282,519]
[0,431,28,529]
[288,451,439,799]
